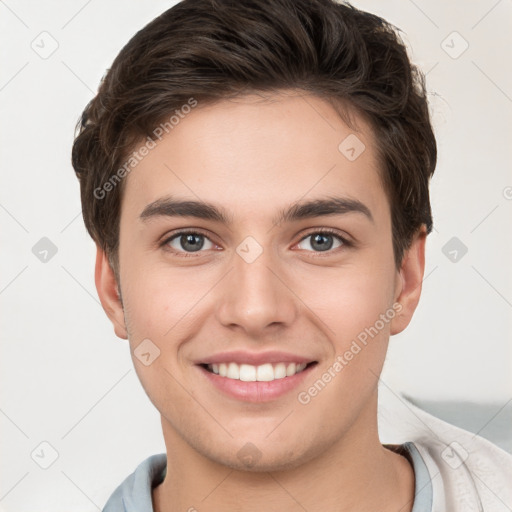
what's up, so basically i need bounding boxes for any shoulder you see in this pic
[413,433,512,512]
[379,393,512,511]
[102,453,167,512]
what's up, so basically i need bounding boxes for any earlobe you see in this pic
[94,245,128,340]
[390,227,427,336]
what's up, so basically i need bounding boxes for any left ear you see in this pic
[390,226,427,335]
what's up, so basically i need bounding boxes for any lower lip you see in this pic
[197,364,316,403]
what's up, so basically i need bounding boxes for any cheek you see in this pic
[120,265,213,383]
[300,262,396,340]
[295,273,394,421]
[120,272,195,411]
[121,259,198,331]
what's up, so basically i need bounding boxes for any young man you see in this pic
[71,0,512,510]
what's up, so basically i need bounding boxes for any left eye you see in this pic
[296,231,346,253]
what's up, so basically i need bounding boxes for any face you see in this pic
[96,90,425,471]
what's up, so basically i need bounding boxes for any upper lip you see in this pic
[196,350,317,366]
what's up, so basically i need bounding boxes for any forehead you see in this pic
[120,91,389,226]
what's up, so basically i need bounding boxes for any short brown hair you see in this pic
[71,0,436,276]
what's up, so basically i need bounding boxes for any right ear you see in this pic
[94,245,128,339]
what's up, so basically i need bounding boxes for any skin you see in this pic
[96,90,426,512]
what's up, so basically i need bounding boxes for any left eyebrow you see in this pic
[139,195,373,225]
[274,196,373,225]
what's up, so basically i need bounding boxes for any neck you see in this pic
[153,395,415,512]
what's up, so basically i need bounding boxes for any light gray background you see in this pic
[1,0,511,510]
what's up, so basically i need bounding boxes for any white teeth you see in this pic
[227,362,239,379]
[274,362,287,379]
[239,364,257,381]
[286,363,297,377]
[256,363,274,381]
[206,361,309,381]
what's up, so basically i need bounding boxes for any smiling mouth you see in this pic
[200,361,317,382]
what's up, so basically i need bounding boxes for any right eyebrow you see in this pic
[139,196,232,224]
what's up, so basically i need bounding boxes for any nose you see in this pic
[215,243,298,338]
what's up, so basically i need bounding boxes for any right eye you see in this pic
[161,230,217,257]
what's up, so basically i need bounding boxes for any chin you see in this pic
[202,438,319,473]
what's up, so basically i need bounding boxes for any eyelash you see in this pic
[160,228,352,258]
